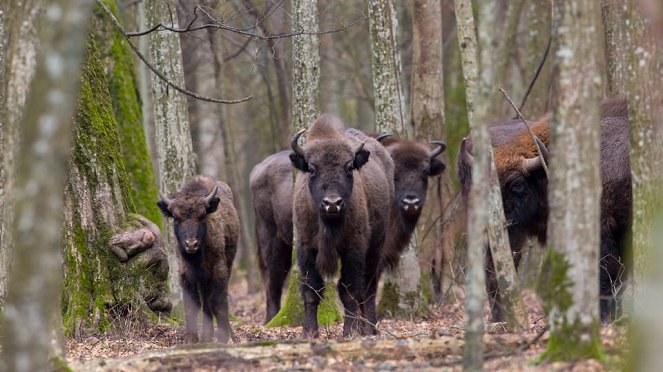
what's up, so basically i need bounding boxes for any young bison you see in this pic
[290,114,394,337]
[157,175,239,343]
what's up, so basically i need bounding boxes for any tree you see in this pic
[368,0,427,318]
[266,0,342,328]
[0,0,92,370]
[537,0,604,362]
[0,0,45,305]
[62,1,171,337]
[144,0,197,310]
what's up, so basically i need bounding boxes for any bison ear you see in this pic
[157,200,173,218]
[206,196,221,214]
[428,159,446,176]
[353,149,370,170]
[289,152,309,173]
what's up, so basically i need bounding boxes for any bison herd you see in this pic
[157,99,631,343]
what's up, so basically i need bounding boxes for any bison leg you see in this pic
[211,278,233,343]
[181,277,201,343]
[599,232,625,322]
[200,285,215,343]
[362,251,382,335]
[265,239,293,324]
[485,248,505,323]
[298,246,324,338]
[339,252,365,338]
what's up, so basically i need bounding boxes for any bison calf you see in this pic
[158,175,239,343]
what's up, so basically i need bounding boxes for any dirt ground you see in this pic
[65,272,628,371]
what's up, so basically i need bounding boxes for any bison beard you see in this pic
[458,97,630,322]
[157,175,239,343]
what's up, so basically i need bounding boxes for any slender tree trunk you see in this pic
[0,0,44,305]
[0,1,92,370]
[520,0,553,121]
[145,0,197,311]
[538,0,604,362]
[267,0,342,328]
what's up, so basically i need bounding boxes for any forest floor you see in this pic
[66,272,628,371]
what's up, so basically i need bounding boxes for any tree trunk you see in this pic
[0,0,44,305]
[0,1,92,370]
[267,0,343,328]
[538,0,604,362]
[145,0,197,311]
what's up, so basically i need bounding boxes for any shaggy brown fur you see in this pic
[291,114,394,338]
[457,97,630,321]
[158,175,239,343]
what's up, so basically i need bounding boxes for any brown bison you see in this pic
[375,135,447,270]
[290,114,394,337]
[157,175,239,343]
[458,98,630,321]
[250,135,447,325]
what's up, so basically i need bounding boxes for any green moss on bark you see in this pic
[541,318,604,362]
[377,280,431,318]
[535,249,573,315]
[377,281,398,318]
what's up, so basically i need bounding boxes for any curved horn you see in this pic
[429,140,447,159]
[290,128,307,157]
[158,190,172,207]
[205,184,219,205]
[352,141,365,155]
[460,138,475,165]
[521,136,549,173]
[375,133,392,142]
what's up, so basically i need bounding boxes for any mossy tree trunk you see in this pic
[538,0,604,362]
[145,0,197,311]
[267,0,342,328]
[62,1,171,338]
[368,0,428,319]
[0,0,92,370]
[0,0,44,306]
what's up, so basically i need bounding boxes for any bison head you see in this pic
[379,136,446,224]
[157,185,220,256]
[290,128,370,223]
[458,135,549,249]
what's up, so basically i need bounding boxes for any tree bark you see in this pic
[145,0,197,311]
[538,0,604,362]
[0,0,44,305]
[267,0,342,328]
[0,1,92,370]
[520,0,553,118]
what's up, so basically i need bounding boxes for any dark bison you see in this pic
[290,114,394,337]
[157,175,239,343]
[458,98,630,321]
[249,151,294,323]
[375,135,447,270]
[250,135,447,325]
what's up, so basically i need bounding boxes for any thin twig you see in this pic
[97,0,253,105]
[499,87,549,177]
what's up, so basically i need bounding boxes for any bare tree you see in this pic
[538,0,604,361]
[144,0,197,309]
[0,1,92,370]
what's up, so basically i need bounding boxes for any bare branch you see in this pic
[498,87,550,177]
[97,0,253,104]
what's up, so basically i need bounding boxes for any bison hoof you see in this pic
[363,323,378,336]
[184,332,198,344]
[218,330,232,344]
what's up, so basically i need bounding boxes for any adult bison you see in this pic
[250,134,447,325]
[458,97,630,321]
[157,175,239,343]
[290,114,394,337]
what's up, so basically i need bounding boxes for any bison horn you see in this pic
[205,184,219,205]
[158,190,172,208]
[291,128,306,157]
[460,138,474,165]
[375,133,392,142]
[352,141,365,155]
[429,140,447,159]
[521,136,549,173]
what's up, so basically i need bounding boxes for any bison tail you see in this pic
[316,246,339,278]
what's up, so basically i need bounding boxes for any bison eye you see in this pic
[345,160,354,175]
[511,182,525,195]
[308,164,318,177]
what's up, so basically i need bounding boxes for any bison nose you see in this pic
[184,238,199,253]
[322,196,344,213]
[401,196,421,212]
